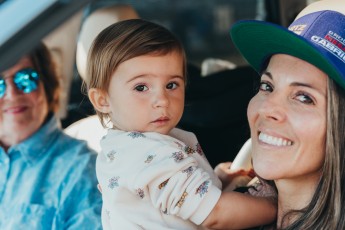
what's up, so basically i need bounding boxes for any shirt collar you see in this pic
[8,114,60,164]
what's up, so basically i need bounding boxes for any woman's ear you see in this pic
[88,88,111,113]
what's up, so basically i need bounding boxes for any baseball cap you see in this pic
[230,2,345,89]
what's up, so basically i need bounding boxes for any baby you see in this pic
[85,18,276,229]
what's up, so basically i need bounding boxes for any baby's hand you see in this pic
[214,162,255,190]
[214,162,232,186]
[216,139,255,191]
[247,177,277,199]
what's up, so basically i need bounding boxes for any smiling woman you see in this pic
[0,42,102,229]
[228,0,345,229]
[249,54,327,183]
[0,50,53,149]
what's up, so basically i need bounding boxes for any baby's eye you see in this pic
[295,93,315,105]
[259,81,273,92]
[134,84,148,92]
[166,82,178,90]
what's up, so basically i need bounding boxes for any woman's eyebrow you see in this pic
[290,81,326,97]
[261,71,272,79]
[262,70,326,96]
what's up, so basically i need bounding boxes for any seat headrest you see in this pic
[44,10,83,118]
[76,4,139,80]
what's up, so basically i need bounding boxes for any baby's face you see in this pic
[106,51,185,135]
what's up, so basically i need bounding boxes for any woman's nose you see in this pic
[258,93,286,122]
[3,80,22,99]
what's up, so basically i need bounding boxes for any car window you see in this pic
[0,0,91,72]
[90,0,263,67]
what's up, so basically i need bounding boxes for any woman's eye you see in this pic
[295,93,315,105]
[166,82,178,90]
[259,81,273,92]
[134,84,148,92]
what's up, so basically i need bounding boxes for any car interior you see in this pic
[0,0,312,168]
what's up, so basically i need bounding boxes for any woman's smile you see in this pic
[258,132,293,147]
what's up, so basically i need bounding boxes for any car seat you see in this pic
[43,10,84,119]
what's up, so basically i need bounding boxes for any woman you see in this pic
[229,0,345,229]
[0,42,102,229]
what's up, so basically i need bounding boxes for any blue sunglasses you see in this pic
[0,68,40,98]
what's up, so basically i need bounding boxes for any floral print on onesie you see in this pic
[96,128,222,230]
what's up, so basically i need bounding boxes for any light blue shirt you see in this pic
[0,115,102,229]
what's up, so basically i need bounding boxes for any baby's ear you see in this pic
[88,88,111,113]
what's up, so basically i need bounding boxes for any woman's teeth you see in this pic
[259,132,292,146]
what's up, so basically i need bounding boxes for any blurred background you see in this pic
[0,0,319,166]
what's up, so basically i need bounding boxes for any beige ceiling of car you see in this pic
[76,4,139,81]
[65,4,139,152]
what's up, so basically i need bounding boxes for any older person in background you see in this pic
[0,42,101,229]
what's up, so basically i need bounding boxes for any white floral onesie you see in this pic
[97,128,222,230]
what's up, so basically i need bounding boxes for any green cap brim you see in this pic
[230,21,345,89]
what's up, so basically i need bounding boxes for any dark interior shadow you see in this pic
[177,64,258,167]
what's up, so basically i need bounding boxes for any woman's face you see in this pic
[248,54,327,182]
[0,56,49,148]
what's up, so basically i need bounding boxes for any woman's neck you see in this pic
[275,172,321,228]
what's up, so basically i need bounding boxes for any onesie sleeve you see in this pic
[147,153,222,224]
